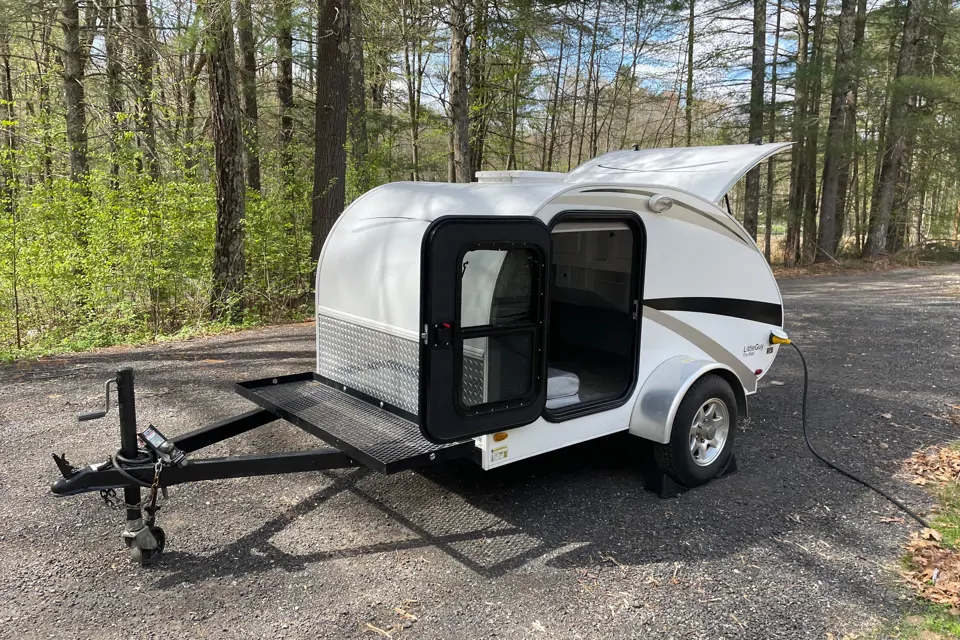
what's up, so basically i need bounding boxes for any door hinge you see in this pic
[632,299,639,320]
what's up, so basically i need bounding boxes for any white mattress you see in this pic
[546,367,580,409]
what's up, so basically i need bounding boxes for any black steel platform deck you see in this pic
[235,372,474,474]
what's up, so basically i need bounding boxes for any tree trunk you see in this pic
[348,0,368,189]
[764,0,783,262]
[1,28,20,348]
[104,0,123,185]
[832,0,868,251]
[203,0,247,321]
[784,0,809,265]
[545,19,566,171]
[863,0,925,257]
[815,0,860,260]
[619,1,644,150]
[579,1,600,164]
[132,0,159,181]
[401,0,422,180]
[469,0,488,176]
[743,0,765,241]
[800,0,826,263]
[853,141,862,251]
[685,0,695,146]
[312,0,350,260]
[448,0,471,182]
[36,17,54,182]
[567,4,585,170]
[59,0,88,183]
[236,0,261,192]
[277,0,294,184]
[506,32,525,170]
[183,54,205,172]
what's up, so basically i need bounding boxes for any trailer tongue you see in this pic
[52,367,475,565]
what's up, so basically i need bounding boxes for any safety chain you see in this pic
[98,458,166,512]
[144,460,163,526]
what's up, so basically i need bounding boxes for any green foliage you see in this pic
[931,471,960,551]
[0,150,313,360]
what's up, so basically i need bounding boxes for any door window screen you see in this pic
[458,248,541,412]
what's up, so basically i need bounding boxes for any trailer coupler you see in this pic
[53,367,361,566]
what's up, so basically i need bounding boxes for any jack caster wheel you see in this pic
[125,526,166,566]
[653,373,737,487]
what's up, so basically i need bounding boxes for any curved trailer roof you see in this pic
[565,142,792,203]
[316,143,792,333]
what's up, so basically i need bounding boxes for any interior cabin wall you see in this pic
[549,228,634,358]
[547,226,637,406]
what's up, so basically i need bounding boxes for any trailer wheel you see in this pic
[127,526,165,566]
[654,374,737,487]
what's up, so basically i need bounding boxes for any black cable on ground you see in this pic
[789,342,931,529]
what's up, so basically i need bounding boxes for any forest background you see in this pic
[0,0,957,358]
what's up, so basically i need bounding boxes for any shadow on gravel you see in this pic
[145,376,950,603]
[15,269,958,606]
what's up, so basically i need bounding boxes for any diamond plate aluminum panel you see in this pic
[462,352,485,406]
[318,314,420,415]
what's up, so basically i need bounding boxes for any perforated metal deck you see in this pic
[235,372,474,474]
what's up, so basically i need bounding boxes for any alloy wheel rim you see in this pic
[688,398,729,467]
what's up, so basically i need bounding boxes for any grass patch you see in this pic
[934,482,960,550]
[879,605,960,639]
[896,438,960,636]
[0,313,312,364]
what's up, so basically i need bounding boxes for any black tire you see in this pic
[653,374,737,487]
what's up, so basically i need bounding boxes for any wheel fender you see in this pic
[629,357,747,444]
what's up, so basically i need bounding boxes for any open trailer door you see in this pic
[420,217,550,443]
[565,142,792,203]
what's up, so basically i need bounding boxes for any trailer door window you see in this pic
[459,248,541,411]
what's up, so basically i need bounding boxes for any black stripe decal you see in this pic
[644,297,783,325]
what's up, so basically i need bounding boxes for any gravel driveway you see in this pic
[2,266,959,639]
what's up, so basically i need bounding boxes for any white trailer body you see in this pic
[313,143,790,483]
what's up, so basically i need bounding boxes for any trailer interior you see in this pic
[546,220,639,413]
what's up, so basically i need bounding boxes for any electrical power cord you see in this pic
[111,450,155,489]
[787,341,931,529]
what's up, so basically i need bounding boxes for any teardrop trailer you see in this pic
[51,142,796,564]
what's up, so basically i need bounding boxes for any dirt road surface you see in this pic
[2,266,959,639]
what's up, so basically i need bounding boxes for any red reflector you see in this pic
[755,369,763,375]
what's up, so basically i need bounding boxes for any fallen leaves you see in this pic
[902,530,960,607]
[922,528,945,542]
[901,439,960,608]
[904,445,960,486]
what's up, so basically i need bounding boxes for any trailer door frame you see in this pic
[419,216,551,444]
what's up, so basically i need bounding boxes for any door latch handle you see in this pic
[433,322,453,348]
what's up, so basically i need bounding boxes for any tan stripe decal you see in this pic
[552,193,750,246]
[580,187,756,245]
[642,306,758,393]
[580,188,756,246]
